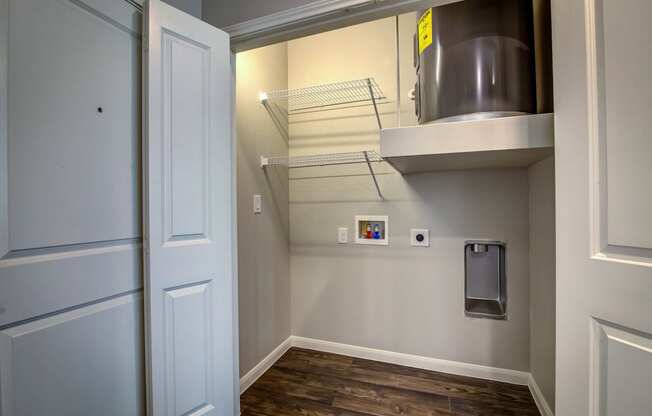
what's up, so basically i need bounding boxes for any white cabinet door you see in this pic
[142,1,237,415]
[0,0,145,415]
[552,0,652,415]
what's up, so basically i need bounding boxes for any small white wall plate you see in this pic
[337,227,348,244]
[355,215,389,245]
[253,194,262,214]
[411,229,429,247]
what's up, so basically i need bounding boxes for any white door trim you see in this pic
[0,0,8,257]
[224,0,462,51]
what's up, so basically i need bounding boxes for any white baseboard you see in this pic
[291,336,530,385]
[528,374,554,416]
[239,336,293,394]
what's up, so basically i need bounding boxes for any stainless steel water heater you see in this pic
[414,0,536,123]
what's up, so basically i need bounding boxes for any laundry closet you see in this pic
[234,0,556,414]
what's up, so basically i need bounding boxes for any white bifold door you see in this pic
[142,1,236,415]
[0,0,236,415]
[0,0,145,414]
[553,0,652,415]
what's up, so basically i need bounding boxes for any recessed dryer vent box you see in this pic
[355,215,388,245]
[464,240,506,320]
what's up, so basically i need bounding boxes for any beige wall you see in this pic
[288,18,532,372]
[235,43,291,375]
[529,156,556,407]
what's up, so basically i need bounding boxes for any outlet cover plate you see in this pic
[411,229,429,247]
[337,227,348,244]
[253,194,262,214]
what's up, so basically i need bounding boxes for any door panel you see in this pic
[553,0,652,415]
[164,282,212,415]
[0,0,145,415]
[163,31,210,240]
[591,319,652,416]
[598,0,652,251]
[7,0,141,250]
[143,1,236,415]
[0,293,144,416]
[0,241,140,326]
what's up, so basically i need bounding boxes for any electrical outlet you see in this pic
[337,227,348,244]
[411,229,429,247]
[253,194,262,214]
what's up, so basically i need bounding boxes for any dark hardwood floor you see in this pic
[241,348,540,416]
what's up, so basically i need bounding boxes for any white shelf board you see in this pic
[380,113,554,174]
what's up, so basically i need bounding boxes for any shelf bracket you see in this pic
[363,151,384,201]
[259,92,289,144]
[366,78,382,130]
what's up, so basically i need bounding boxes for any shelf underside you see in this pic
[380,113,554,174]
[385,147,554,174]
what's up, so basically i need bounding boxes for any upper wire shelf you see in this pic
[260,78,386,121]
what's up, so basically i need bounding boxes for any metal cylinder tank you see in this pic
[415,0,536,123]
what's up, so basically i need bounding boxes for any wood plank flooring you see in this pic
[241,348,540,416]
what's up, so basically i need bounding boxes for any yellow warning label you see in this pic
[418,8,433,54]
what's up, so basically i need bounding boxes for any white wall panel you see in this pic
[163,33,210,240]
[0,1,145,415]
[600,0,652,251]
[592,319,652,416]
[7,0,141,250]
[164,282,213,415]
[0,293,144,416]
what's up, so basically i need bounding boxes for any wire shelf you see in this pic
[261,150,385,200]
[260,78,386,114]
[261,150,383,169]
[258,78,388,200]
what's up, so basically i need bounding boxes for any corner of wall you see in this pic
[235,42,291,376]
[527,155,556,411]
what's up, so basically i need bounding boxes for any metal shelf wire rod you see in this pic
[260,150,385,200]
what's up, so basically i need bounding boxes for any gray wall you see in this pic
[203,0,314,28]
[528,156,556,407]
[235,43,291,375]
[288,18,531,372]
[163,0,202,18]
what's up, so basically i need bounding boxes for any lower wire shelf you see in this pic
[260,150,385,200]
